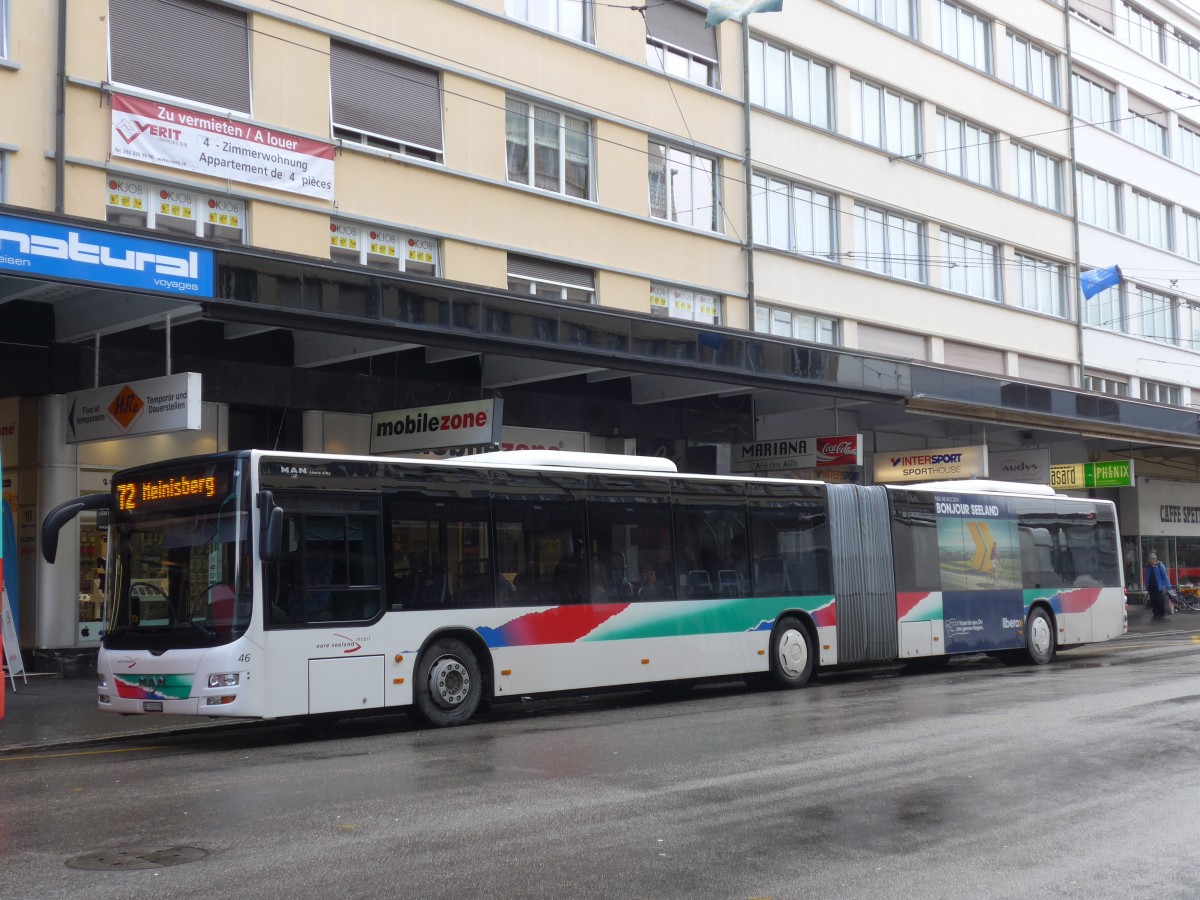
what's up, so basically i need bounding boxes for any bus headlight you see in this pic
[207,673,240,688]
[97,673,108,688]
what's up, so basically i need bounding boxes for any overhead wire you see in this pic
[131,0,1200,329]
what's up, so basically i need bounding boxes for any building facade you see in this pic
[1,0,1200,664]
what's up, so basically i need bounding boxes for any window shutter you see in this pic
[109,0,250,113]
[331,43,443,153]
[507,255,594,289]
[857,324,927,360]
[1070,0,1114,32]
[943,341,1004,374]
[644,1,717,61]
[1020,357,1072,386]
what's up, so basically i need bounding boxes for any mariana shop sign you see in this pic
[66,373,202,443]
[873,444,988,484]
[370,400,504,454]
[731,434,863,473]
[0,214,213,297]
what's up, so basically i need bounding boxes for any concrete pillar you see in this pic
[34,395,80,650]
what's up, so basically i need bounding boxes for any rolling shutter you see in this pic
[943,340,1004,374]
[644,1,717,60]
[1020,356,1072,386]
[507,255,594,290]
[109,0,250,113]
[331,43,443,153]
[857,324,928,360]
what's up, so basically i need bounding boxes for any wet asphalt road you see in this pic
[2,633,1200,899]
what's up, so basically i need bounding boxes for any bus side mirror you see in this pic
[42,493,112,564]
[258,491,283,562]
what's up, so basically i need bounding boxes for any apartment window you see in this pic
[331,44,443,161]
[329,219,438,276]
[748,38,832,128]
[853,202,924,282]
[1173,33,1200,83]
[1071,73,1116,130]
[1076,169,1121,229]
[751,175,836,258]
[1083,283,1123,331]
[1116,3,1164,63]
[1010,144,1063,211]
[942,230,999,300]
[754,305,839,345]
[1184,209,1200,260]
[1131,190,1172,250]
[1006,32,1058,103]
[507,255,595,304]
[1140,379,1180,405]
[850,0,915,36]
[1183,303,1200,351]
[1084,374,1129,397]
[0,0,7,60]
[645,1,718,87]
[650,283,720,324]
[105,177,245,242]
[1015,254,1065,317]
[109,0,250,113]
[932,1,991,72]
[649,142,719,231]
[934,112,996,187]
[506,99,591,199]
[850,77,919,157]
[1180,125,1200,171]
[504,0,588,41]
[1128,99,1168,156]
[1133,286,1176,344]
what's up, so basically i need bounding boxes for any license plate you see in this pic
[142,701,163,712]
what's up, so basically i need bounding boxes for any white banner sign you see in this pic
[1137,478,1200,537]
[371,400,504,454]
[988,448,1051,485]
[66,372,202,443]
[111,93,335,200]
[873,444,988,484]
[732,434,863,473]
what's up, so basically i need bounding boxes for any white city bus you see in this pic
[42,449,1126,727]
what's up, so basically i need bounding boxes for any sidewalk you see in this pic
[2,605,1196,753]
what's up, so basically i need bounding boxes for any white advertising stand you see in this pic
[1,585,23,690]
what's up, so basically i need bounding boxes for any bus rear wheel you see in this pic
[413,638,483,727]
[1023,607,1056,665]
[770,617,814,689]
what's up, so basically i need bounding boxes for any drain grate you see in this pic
[66,846,208,871]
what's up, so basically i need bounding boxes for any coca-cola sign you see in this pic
[732,433,864,473]
[816,435,861,467]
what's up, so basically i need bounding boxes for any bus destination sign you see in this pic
[115,467,229,512]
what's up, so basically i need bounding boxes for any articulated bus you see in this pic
[42,449,1126,727]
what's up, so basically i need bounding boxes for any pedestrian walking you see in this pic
[1144,552,1172,619]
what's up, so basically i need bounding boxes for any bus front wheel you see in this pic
[770,617,814,689]
[1023,607,1056,666]
[413,638,483,727]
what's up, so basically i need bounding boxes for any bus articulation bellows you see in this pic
[41,449,1126,727]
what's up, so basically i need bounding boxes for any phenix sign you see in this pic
[0,213,213,297]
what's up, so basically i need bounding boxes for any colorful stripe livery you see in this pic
[897,592,941,622]
[113,674,194,701]
[476,596,836,649]
[1028,587,1102,616]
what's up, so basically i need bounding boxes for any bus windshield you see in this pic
[106,460,251,650]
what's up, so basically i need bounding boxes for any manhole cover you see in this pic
[66,846,208,871]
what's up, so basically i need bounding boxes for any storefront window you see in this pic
[105,177,245,243]
[78,508,107,644]
[329,218,439,277]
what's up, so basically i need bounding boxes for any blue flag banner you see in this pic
[1080,265,1122,299]
[706,0,785,27]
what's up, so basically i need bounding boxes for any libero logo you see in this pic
[0,214,213,297]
